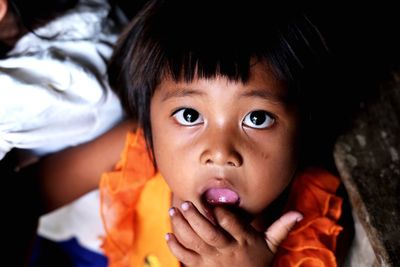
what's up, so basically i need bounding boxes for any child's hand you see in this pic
[166,201,302,267]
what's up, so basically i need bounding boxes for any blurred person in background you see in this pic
[0,0,128,266]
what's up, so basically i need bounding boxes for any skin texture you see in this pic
[0,0,6,21]
[0,0,21,47]
[151,63,303,266]
[36,120,136,213]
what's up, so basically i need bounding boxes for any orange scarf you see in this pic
[100,130,343,267]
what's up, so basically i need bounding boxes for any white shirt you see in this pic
[0,0,126,254]
[0,0,125,159]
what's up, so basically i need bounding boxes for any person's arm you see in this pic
[35,120,136,213]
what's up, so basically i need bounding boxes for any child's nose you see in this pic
[199,128,243,167]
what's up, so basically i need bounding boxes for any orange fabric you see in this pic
[132,173,179,267]
[100,130,343,267]
[100,130,156,266]
[273,168,343,267]
[100,130,179,267]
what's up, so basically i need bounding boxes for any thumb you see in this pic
[264,211,303,254]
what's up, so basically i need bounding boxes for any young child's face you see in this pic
[150,63,300,225]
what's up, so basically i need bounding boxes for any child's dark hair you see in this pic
[109,0,333,166]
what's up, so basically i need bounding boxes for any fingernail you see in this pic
[168,207,176,217]
[296,215,304,222]
[165,233,171,241]
[181,202,190,211]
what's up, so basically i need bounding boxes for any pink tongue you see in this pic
[204,188,239,205]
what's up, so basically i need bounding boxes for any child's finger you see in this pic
[165,232,199,266]
[180,201,231,248]
[264,211,303,253]
[213,206,250,241]
[169,207,209,253]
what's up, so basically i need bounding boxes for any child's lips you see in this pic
[200,187,241,224]
[203,188,240,205]
[200,186,255,226]
[196,174,243,224]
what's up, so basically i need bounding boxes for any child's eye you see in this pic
[242,110,275,129]
[172,108,204,126]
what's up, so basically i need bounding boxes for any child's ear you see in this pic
[0,0,8,22]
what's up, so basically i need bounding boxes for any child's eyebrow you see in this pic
[240,89,285,104]
[161,88,205,102]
